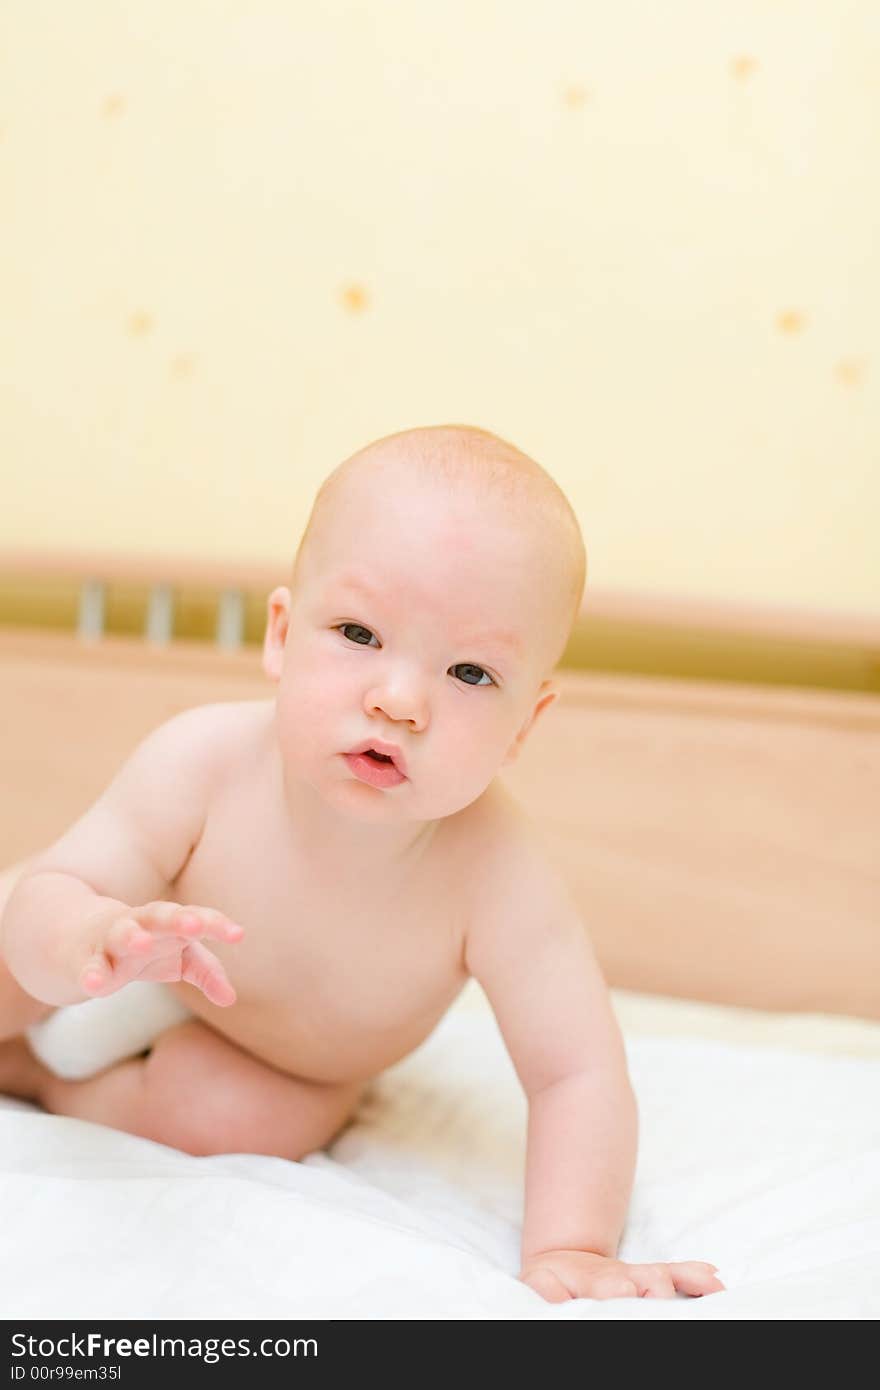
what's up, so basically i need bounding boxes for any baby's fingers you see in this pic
[633,1265,677,1298]
[179,939,237,1008]
[135,902,244,943]
[80,916,155,994]
[104,915,153,960]
[667,1262,725,1296]
[79,950,115,996]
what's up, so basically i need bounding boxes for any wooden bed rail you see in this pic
[0,551,286,649]
[1,548,878,691]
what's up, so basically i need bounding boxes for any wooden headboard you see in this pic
[505,670,879,1021]
[1,625,877,1022]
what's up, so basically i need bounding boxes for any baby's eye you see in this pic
[337,623,379,647]
[336,626,494,687]
[451,663,495,688]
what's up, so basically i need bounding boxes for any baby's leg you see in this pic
[0,955,53,1040]
[0,1019,365,1160]
[0,861,55,1040]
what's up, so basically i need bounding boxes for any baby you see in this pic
[0,424,723,1304]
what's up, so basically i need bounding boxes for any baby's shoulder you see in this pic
[442,778,542,892]
[159,696,267,740]
[459,777,537,847]
[458,781,585,983]
[152,698,272,788]
[184,697,271,738]
[453,778,575,927]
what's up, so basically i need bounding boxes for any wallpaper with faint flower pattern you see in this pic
[1,1,877,613]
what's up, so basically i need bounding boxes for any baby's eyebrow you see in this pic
[333,574,523,657]
[336,574,381,602]
[466,628,523,655]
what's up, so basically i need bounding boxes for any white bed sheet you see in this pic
[2,981,879,1320]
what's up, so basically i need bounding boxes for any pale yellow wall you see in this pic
[1,1,877,615]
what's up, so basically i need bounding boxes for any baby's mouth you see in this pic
[345,741,408,778]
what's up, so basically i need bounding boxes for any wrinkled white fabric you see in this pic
[3,983,879,1319]
[25,983,193,1079]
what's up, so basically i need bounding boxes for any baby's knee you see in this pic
[141,1021,362,1160]
[139,1021,232,1154]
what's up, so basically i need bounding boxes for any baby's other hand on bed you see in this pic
[519,1251,725,1302]
[76,901,245,1008]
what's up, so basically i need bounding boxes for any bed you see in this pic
[1,608,879,1320]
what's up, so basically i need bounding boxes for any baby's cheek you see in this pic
[441,713,508,785]
[274,673,325,747]
[450,701,511,759]
[281,661,331,710]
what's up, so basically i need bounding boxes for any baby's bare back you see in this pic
[166,702,475,1085]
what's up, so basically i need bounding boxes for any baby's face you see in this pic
[264,477,559,823]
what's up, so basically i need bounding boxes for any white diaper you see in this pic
[25,984,194,1081]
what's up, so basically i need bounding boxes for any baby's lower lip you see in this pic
[343,751,407,788]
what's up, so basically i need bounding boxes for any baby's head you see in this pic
[263,425,586,822]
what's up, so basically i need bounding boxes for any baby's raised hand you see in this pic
[76,901,245,1008]
[519,1250,725,1302]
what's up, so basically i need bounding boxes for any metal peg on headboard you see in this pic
[216,589,245,649]
[77,579,106,641]
[146,584,174,644]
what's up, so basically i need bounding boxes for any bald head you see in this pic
[290,424,587,671]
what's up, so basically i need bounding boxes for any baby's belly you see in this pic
[164,976,466,1085]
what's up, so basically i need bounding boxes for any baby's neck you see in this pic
[268,738,438,872]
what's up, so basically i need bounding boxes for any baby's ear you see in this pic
[262,587,291,682]
[502,681,559,767]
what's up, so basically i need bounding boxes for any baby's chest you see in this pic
[173,816,466,1032]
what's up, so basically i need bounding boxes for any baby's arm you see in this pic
[1,705,244,1008]
[464,803,723,1302]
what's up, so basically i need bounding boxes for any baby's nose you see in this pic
[364,669,429,729]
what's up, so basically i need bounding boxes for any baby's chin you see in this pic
[331,773,492,824]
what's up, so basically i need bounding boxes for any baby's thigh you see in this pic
[0,860,55,1037]
[0,854,44,914]
[0,857,27,928]
[0,952,54,1039]
[142,1020,365,1160]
